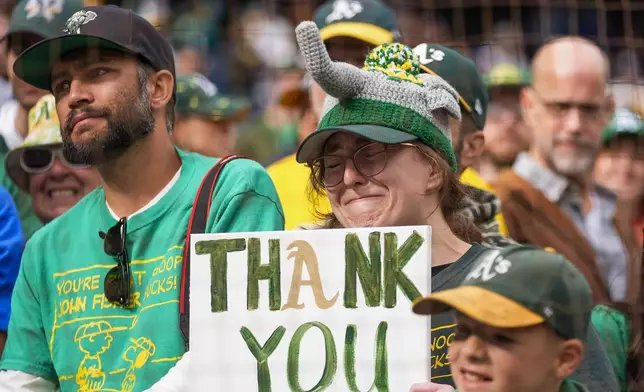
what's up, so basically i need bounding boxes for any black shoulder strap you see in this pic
[179,155,247,350]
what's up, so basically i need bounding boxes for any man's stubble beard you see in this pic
[547,149,597,178]
[545,136,600,178]
[61,83,155,166]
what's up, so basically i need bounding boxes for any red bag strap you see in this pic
[179,154,248,349]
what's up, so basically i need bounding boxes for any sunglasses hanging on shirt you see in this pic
[99,217,132,306]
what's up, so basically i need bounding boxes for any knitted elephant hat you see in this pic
[294,21,461,172]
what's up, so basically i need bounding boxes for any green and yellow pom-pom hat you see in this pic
[294,21,461,172]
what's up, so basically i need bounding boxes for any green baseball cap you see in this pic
[414,43,488,130]
[314,0,399,46]
[176,73,250,122]
[4,0,85,42]
[413,246,593,341]
[602,107,644,144]
[484,63,531,88]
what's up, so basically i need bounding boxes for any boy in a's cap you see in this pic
[413,246,592,392]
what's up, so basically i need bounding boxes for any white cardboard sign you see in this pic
[188,225,432,391]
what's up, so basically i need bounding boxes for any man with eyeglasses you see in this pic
[0,5,284,391]
[5,94,100,223]
[492,37,638,309]
[478,63,531,183]
[0,0,85,241]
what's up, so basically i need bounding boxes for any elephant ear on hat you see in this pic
[417,73,462,141]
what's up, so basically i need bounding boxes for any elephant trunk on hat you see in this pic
[295,21,366,101]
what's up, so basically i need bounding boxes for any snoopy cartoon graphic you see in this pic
[121,337,156,392]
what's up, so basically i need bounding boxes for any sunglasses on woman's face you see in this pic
[99,217,131,306]
[20,147,89,174]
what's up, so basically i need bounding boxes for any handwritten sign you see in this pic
[188,226,432,391]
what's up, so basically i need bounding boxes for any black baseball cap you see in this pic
[13,6,176,94]
[414,43,488,130]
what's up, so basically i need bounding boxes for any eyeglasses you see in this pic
[311,142,419,188]
[530,88,606,121]
[99,217,131,306]
[20,147,89,174]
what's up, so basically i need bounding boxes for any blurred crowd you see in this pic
[0,0,643,391]
[64,0,644,169]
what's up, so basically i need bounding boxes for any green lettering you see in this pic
[247,238,281,311]
[240,325,286,392]
[344,233,381,308]
[195,239,247,312]
[344,322,389,391]
[383,232,423,308]
[288,321,337,392]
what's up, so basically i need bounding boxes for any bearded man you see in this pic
[0,6,284,391]
[492,37,639,308]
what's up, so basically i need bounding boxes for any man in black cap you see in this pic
[0,5,284,390]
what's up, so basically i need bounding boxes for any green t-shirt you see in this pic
[591,305,629,392]
[0,149,285,391]
[0,137,42,240]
